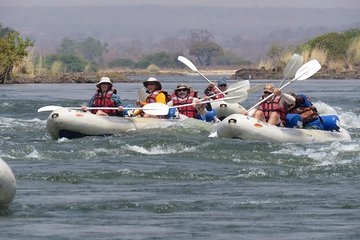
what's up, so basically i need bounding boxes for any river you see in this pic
[1,76,359,240]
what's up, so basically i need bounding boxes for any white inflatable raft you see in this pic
[46,108,209,140]
[211,101,246,120]
[213,114,351,143]
[0,159,16,207]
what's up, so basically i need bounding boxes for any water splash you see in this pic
[126,144,197,155]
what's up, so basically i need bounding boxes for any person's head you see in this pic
[263,83,275,96]
[217,78,228,91]
[175,84,190,98]
[143,77,162,92]
[96,77,113,92]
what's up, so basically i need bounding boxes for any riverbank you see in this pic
[6,66,360,84]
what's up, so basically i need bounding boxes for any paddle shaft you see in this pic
[171,95,244,110]
[178,56,223,93]
[204,81,249,100]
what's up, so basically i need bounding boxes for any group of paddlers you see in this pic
[82,76,324,130]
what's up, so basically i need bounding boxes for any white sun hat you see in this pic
[96,77,113,87]
[143,77,162,89]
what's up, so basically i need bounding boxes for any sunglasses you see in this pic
[263,91,272,94]
[219,84,227,87]
[176,89,188,93]
[146,82,156,86]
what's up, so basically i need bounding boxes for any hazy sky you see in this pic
[1,0,360,8]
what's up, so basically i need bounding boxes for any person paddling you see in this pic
[135,77,169,118]
[204,78,228,100]
[287,93,324,129]
[81,77,124,116]
[253,83,295,126]
[167,84,209,118]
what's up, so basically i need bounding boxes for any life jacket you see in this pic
[146,90,170,104]
[143,90,170,119]
[259,95,287,125]
[288,94,319,125]
[171,91,198,118]
[207,87,225,99]
[91,89,118,116]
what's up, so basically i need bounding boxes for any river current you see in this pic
[1,76,359,240]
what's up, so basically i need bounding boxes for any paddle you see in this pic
[138,88,148,102]
[208,59,321,138]
[171,93,247,111]
[205,80,250,103]
[247,59,321,113]
[177,55,223,93]
[37,103,170,116]
[279,53,304,88]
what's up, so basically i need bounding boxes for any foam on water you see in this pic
[126,144,197,155]
[25,149,40,159]
[273,141,360,163]
[315,101,360,129]
[0,116,45,129]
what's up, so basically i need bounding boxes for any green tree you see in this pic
[187,29,223,66]
[78,37,108,62]
[267,42,285,72]
[0,25,33,83]
[57,36,108,65]
[46,54,88,72]
[214,50,251,66]
[141,52,180,68]
[189,41,222,66]
[57,37,77,55]
[108,58,135,68]
[304,32,347,60]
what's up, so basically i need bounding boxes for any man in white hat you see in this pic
[167,84,207,118]
[81,77,124,116]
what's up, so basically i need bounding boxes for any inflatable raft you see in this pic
[211,101,246,120]
[46,108,209,140]
[0,159,16,207]
[213,114,351,143]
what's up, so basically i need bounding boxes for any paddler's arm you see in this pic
[112,94,124,117]
[167,99,174,107]
[81,95,96,111]
[279,93,295,108]
[193,98,207,115]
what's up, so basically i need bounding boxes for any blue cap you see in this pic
[217,78,227,86]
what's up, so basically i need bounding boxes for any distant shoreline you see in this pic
[6,67,360,84]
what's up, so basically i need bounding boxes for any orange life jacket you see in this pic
[259,95,287,125]
[288,95,319,125]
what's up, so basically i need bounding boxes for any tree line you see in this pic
[1,22,360,83]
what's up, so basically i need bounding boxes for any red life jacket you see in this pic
[210,88,225,99]
[259,95,287,125]
[146,90,170,103]
[91,89,117,115]
[171,91,198,118]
